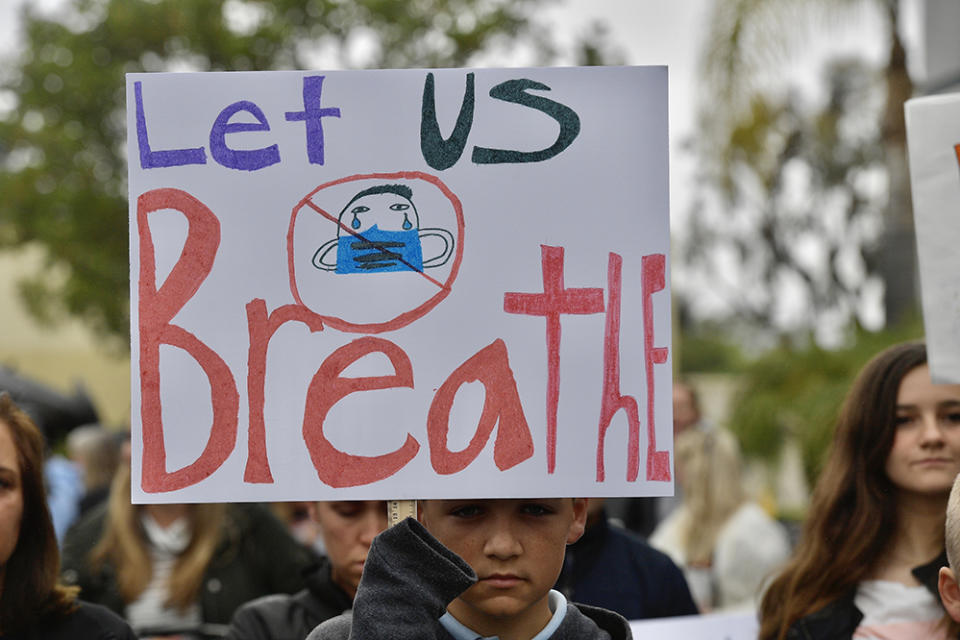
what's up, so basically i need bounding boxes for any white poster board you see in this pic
[630,612,759,640]
[127,67,672,503]
[906,93,960,383]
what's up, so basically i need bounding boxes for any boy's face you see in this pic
[419,498,587,638]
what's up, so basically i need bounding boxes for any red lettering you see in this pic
[503,245,604,473]
[596,253,641,482]
[302,337,420,487]
[642,254,670,481]
[427,339,534,474]
[244,300,325,483]
[138,188,238,492]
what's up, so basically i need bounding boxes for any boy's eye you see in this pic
[450,504,483,519]
[945,411,960,425]
[520,503,554,517]
[389,203,409,211]
[351,205,370,214]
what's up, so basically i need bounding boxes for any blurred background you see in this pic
[1,0,957,525]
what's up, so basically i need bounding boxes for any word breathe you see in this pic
[134,73,581,172]
[137,189,669,493]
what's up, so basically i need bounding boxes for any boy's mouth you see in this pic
[481,573,524,588]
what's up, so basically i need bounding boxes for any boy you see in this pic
[939,474,960,623]
[308,498,632,639]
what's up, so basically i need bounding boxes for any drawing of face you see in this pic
[419,498,587,638]
[343,189,419,234]
[312,184,453,275]
[289,173,464,330]
[335,189,423,273]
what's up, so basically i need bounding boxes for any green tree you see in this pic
[683,0,915,338]
[0,0,598,344]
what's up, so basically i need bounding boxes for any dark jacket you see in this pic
[556,511,698,620]
[1,601,136,640]
[785,551,949,640]
[307,517,632,640]
[224,559,353,640]
[61,503,314,629]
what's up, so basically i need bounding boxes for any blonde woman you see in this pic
[61,466,314,637]
[650,428,790,611]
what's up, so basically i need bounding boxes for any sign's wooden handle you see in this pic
[388,499,417,526]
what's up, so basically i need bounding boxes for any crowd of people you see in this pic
[2,339,960,639]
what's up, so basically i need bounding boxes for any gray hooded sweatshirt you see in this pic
[306,517,632,640]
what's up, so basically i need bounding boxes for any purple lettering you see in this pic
[134,81,207,169]
[209,101,281,171]
[284,75,342,165]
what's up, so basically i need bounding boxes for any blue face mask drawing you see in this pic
[334,224,424,274]
[312,184,454,274]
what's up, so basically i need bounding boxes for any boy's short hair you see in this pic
[946,473,960,571]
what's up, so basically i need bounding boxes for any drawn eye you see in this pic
[351,205,370,214]
[389,203,410,211]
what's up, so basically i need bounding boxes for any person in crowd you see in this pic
[225,500,388,640]
[61,464,315,638]
[650,428,790,611]
[308,498,632,640]
[270,500,327,556]
[555,497,698,620]
[939,472,960,627]
[607,378,707,538]
[672,378,704,436]
[44,448,85,544]
[66,423,121,518]
[0,393,136,639]
[760,341,960,639]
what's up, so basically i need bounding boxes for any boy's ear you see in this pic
[939,567,960,623]
[566,498,588,544]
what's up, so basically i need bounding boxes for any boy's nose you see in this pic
[483,527,522,560]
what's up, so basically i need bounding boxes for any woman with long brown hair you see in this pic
[760,342,960,639]
[0,393,135,638]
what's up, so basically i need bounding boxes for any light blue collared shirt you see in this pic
[438,589,568,640]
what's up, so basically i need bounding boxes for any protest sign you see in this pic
[906,93,960,383]
[127,66,672,503]
[630,611,758,640]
